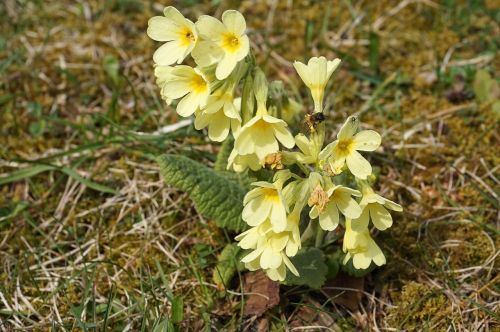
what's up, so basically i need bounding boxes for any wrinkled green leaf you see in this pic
[157,154,247,232]
[285,247,328,289]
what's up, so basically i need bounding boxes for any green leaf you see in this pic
[103,55,120,86]
[341,255,375,278]
[369,31,379,73]
[212,244,242,289]
[59,167,117,194]
[152,318,174,332]
[157,154,247,232]
[29,120,46,136]
[284,247,328,289]
[0,165,54,185]
[216,170,255,191]
[492,101,500,119]
[473,69,497,103]
[241,71,255,123]
[171,296,184,324]
[0,164,117,194]
[325,251,342,279]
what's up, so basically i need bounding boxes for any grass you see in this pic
[0,0,499,330]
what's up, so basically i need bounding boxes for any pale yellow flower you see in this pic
[353,186,403,231]
[227,149,261,172]
[154,65,210,117]
[193,10,249,80]
[194,91,241,142]
[147,7,197,66]
[293,56,341,112]
[288,133,322,165]
[343,219,386,269]
[242,181,288,232]
[322,116,381,179]
[237,216,300,281]
[234,113,295,161]
[309,185,362,231]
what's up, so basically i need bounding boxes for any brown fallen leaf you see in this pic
[256,316,269,332]
[444,74,474,104]
[289,297,336,329]
[323,272,364,311]
[243,271,280,316]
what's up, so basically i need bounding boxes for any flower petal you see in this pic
[153,41,187,66]
[195,15,226,40]
[237,230,259,249]
[216,53,238,80]
[242,197,271,226]
[266,263,286,281]
[353,130,381,151]
[222,10,246,35]
[260,247,282,269]
[383,197,403,212]
[346,150,372,179]
[319,203,339,231]
[191,40,223,67]
[351,207,369,232]
[269,201,287,232]
[273,124,295,149]
[241,247,264,263]
[253,126,279,160]
[147,16,179,41]
[335,192,362,219]
[270,234,288,252]
[353,252,372,269]
[337,116,359,140]
[234,34,250,60]
[293,61,311,86]
[162,79,191,100]
[369,204,393,230]
[283,254,300,276]
[309,205,319,219]
[326,58,341,77]
[163,6,187,25]
[368,240,386,266]
[207,112,230,141]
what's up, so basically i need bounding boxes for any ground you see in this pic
[0,0,499,331]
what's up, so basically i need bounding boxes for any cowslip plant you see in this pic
[148,7,402,287]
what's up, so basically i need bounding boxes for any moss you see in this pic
[388,282,456,330]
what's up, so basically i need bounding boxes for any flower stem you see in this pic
[315,226,324,248]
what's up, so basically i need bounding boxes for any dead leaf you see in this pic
[444,74,473,104]
[243,271,280,316]
[289,298,336,329]
[323,272,364,311]
[415,71,437,88]
[256,317,269,332]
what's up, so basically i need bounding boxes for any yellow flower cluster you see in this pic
[148,7,253,143]
[148,8,403,281]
